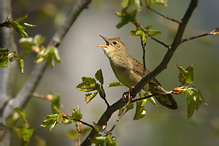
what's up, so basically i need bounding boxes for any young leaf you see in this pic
[118,102,134,116]
[41,114,59,131]
[122,0,130,8]
[95,69,104,84]
[14,108,26,123]
[4,15,36,38]
[176,65,194,85]
[76,77,97,92]
[133,101,147,120]
[96,84,106,99]
[85,92,98,104]
[108,81,124,87]
[72,106,83,120]
[20,126,34,142]
[115,9,137,28]
[185,87,207,119]
[33,34,45,46]
[93,122,103,132]
[35,46,61,68]
[134,0,141,11]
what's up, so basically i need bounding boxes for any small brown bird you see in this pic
[98,35,177,109]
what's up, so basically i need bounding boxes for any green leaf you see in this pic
[52,106,62,114]
[133,101,147,120]
[115,9,137,28]
[93,122,103,132]
[108,81,124,87]
[187,97,195,119]
[51,94,61,110]
[41,114,59,131]
[13,52,24,74]
[146,0,167,6]
[176,65,194,85]
[122,0,130,8]
[76,77,97,92]
[185,87,207,119]
[139,92,157,106]
[35,46,61,68]
[85,92,98,104]
[0,54,9,68]
[53,47,61,63]
[21,126,34,142]
[72,106,82,120]
[118,102,134,116]
[95,69,104,84]
[134,0,141,11]
[155,0,167,6]
[19,37,34,50]
[33,34,45,46]
[149,30,161,36]
[96,84,106,99]
[4,15,35,38]
[14,108,26,123]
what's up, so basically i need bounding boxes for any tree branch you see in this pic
[82,0,198,145]
[81,98,126,146]
[2,0,92,118]
[131,0,198,96]
[0,0,17,115]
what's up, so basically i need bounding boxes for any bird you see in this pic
[97,35,177,109]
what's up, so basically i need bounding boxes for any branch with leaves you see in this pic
[2,0,92,119]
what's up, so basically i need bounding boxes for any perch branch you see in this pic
[82,0,198,145]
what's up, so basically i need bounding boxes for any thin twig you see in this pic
[147,6,182,24]
[63,113,94,129]
[131,94,159,102]
[108,96,131,133]
[141,38,147,76]
[134,20,171,49]
[181,32,211,43]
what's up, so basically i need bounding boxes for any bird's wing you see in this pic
[132,57,161,86]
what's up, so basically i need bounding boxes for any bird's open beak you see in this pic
[96,35,109,48]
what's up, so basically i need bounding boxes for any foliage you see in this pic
[0,48,24,73]
[76,69,106,103]
[19,34,61,68]
[0,15,35,38]
[173,65,207,118]
[6,108,34,144]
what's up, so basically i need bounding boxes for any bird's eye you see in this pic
[112,41,117,45]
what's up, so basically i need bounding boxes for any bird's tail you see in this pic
[154,94,178,109]
[149,82,178,109]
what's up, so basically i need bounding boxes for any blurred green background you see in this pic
[11,0,219,145]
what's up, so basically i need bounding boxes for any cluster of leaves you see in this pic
[131,25,161,47]
[174,65,207,118]
[6,108,34,144]
[0,15,35,38]
[76,69,107,104]
[0,48,24,73]
[116,2,163,47]
[122,0,167,11]
[41,106,82,131]
[90,123,118,146]
[19,34,61,68]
